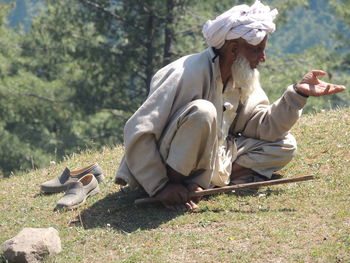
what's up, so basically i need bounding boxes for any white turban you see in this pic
[202,0,278,48]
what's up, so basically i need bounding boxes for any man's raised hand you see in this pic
[294,70,346,97]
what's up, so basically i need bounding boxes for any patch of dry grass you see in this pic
[1,108,350,263]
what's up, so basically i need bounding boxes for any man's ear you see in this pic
[218,40,238,60]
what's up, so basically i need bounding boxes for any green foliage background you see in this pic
[0,0,349,176]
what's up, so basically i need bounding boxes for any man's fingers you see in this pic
[182,201,198,211]
[186,183,203,204]
[163,201,198,211]
[158,183,201,211]
[312,70,327,77]
[326,85,346,95]
[313,84,346,96]
[324,84,331,94]
[184,203,192,211]
[188,200,199,210]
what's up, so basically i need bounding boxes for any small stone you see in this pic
[2,227,61,263]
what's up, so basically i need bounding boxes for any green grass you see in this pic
[1,108,350,263]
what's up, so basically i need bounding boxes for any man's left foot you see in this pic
[230,173,267,185]
[164,183,203,211]
[230,163,268,185]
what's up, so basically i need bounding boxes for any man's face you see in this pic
[237,36,268,69]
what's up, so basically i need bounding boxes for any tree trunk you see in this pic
[163,0,175,66]
[145,9,155,94]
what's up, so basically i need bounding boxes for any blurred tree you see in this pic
[329,0,350,71]
[0,2,54,175]
[2,0,345,176]
[260,46,350,113]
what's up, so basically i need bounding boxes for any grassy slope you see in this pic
[1,108,350,263]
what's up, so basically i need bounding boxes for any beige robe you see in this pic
[115,48,308,196]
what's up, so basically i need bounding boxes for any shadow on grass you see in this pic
[79,188,287,232]
[227,186,286,197]
[194,205,296,214]
[79,173,289,233]
[224,172,285,197]
[79,189,183,233]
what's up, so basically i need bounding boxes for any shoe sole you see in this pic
[54,186,100,211]
[40,184,68,194]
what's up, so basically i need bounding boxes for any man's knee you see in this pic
[235,133,298,177]
[273,133,297,168]
[187,99,217,125]
[283,133,298,159]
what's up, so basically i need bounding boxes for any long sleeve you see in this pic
[123,70,182,196]
[232,85,308,141]
[121,51,213,196]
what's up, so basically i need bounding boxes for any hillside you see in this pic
[5,0,348,54]
[2,0,349,177]
[1,107,349,262]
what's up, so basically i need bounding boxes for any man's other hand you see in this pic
[155,183,201,211]
[294,70,346,97]
[186,183,203,206]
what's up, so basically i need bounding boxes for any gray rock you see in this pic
[2,227,61,263]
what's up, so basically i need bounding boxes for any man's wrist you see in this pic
[293,83,309,98]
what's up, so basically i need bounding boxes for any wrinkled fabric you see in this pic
[202,0,278,48]
[158,99,218,189]
[235,133,297,177]
[156,99,297,189]
[212,77,241,186]
[115,47,308,196]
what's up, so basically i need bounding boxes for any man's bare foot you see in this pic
[159,165,204,211]
[230,163,267,185]
[159,183,203,211]
[164,200,198,211]
[186,183,203,210]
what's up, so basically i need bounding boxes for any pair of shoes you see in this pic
[41,163,104,193]
[54,174,100,211]
[40,163,103,210]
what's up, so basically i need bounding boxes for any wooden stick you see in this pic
[134,175,314,205]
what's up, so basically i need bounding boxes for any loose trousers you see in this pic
[158,99,297,188]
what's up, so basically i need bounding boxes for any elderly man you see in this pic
[115,0,345,211]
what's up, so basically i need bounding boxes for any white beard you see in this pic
[231,54,261,103]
